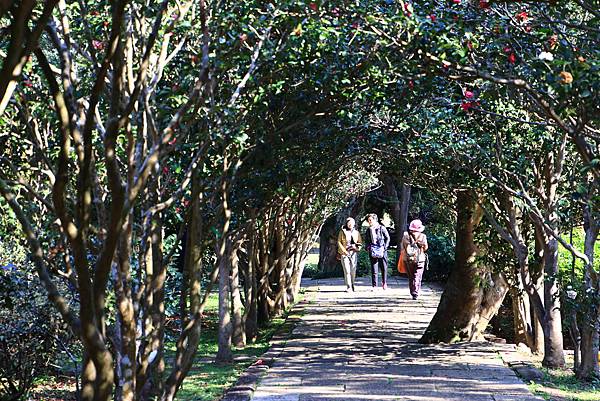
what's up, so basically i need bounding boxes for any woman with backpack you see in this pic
[365,213,390,290]
[337,217,362,292]
[401,219,428,300]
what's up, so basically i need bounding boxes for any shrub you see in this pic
[423,233,455,281]
[0,264,60,401]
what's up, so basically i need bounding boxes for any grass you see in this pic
[527,364,600,401]
[172,293,301,401]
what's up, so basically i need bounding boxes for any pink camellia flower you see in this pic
[408,80,414,89]
[503,45,512,54]
[309,2,318,11]
[464,90,474,99]
[92,40,104,50]
[508,52,517,64]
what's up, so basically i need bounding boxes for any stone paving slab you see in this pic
[231,276,544,401]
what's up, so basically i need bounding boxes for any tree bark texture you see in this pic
[420,190,508,343]
[577,204,599,379]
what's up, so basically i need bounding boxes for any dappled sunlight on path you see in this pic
[251,276,542,401]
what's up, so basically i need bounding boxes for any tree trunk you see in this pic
[115,216,136,401]
[231,241,246,348]
[420,190,508,343]
[318,215,340,275]
[510,284,533,349]
[150,217,166,396]
[531,240,545,355]
[160,182,205,401]
[244,230,258,342]
[216,241,233,363]
[576,204,599,379]
[541,237,565,367]
[382,175,401,247]
[399,183,411,238]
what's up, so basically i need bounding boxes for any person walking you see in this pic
[337,217,362,292]
[364,213,390,290]
[401,219,428,299]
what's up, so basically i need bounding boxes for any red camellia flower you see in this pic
[162,166,169,174]
[460,101,479,112]
[516,11,528,21]
[23,80,33,88]
[453,15,459,21]
[452,0,461,4]
[429,14,436,22]
[404,3,410,11]
[460,102,473,111]
[479,0,489,8]
[464,90,474,99]
[309,2,318,11]
[408,80,414,89]
[508,52,517,64]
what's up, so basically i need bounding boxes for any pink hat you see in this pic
[409,219,425,232]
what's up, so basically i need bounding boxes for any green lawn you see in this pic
[172,294,300,401]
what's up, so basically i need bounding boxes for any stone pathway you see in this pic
[251,276,543,401]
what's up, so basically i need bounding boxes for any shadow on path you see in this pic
[251,277,542,401]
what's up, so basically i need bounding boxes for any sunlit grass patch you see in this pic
[171,293,300,400]
[528,366,600,401]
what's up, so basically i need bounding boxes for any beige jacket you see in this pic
[337,228,363,257]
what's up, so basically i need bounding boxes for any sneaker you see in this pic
[345,287,351,293]
[351,284,355,292]
[412,294,418,300]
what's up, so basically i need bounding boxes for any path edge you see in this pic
[219,298,309,401]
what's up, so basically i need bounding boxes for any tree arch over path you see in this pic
[0,0,598,399]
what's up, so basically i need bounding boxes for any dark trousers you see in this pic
[369,256,388,287]
[407,264,424,296]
